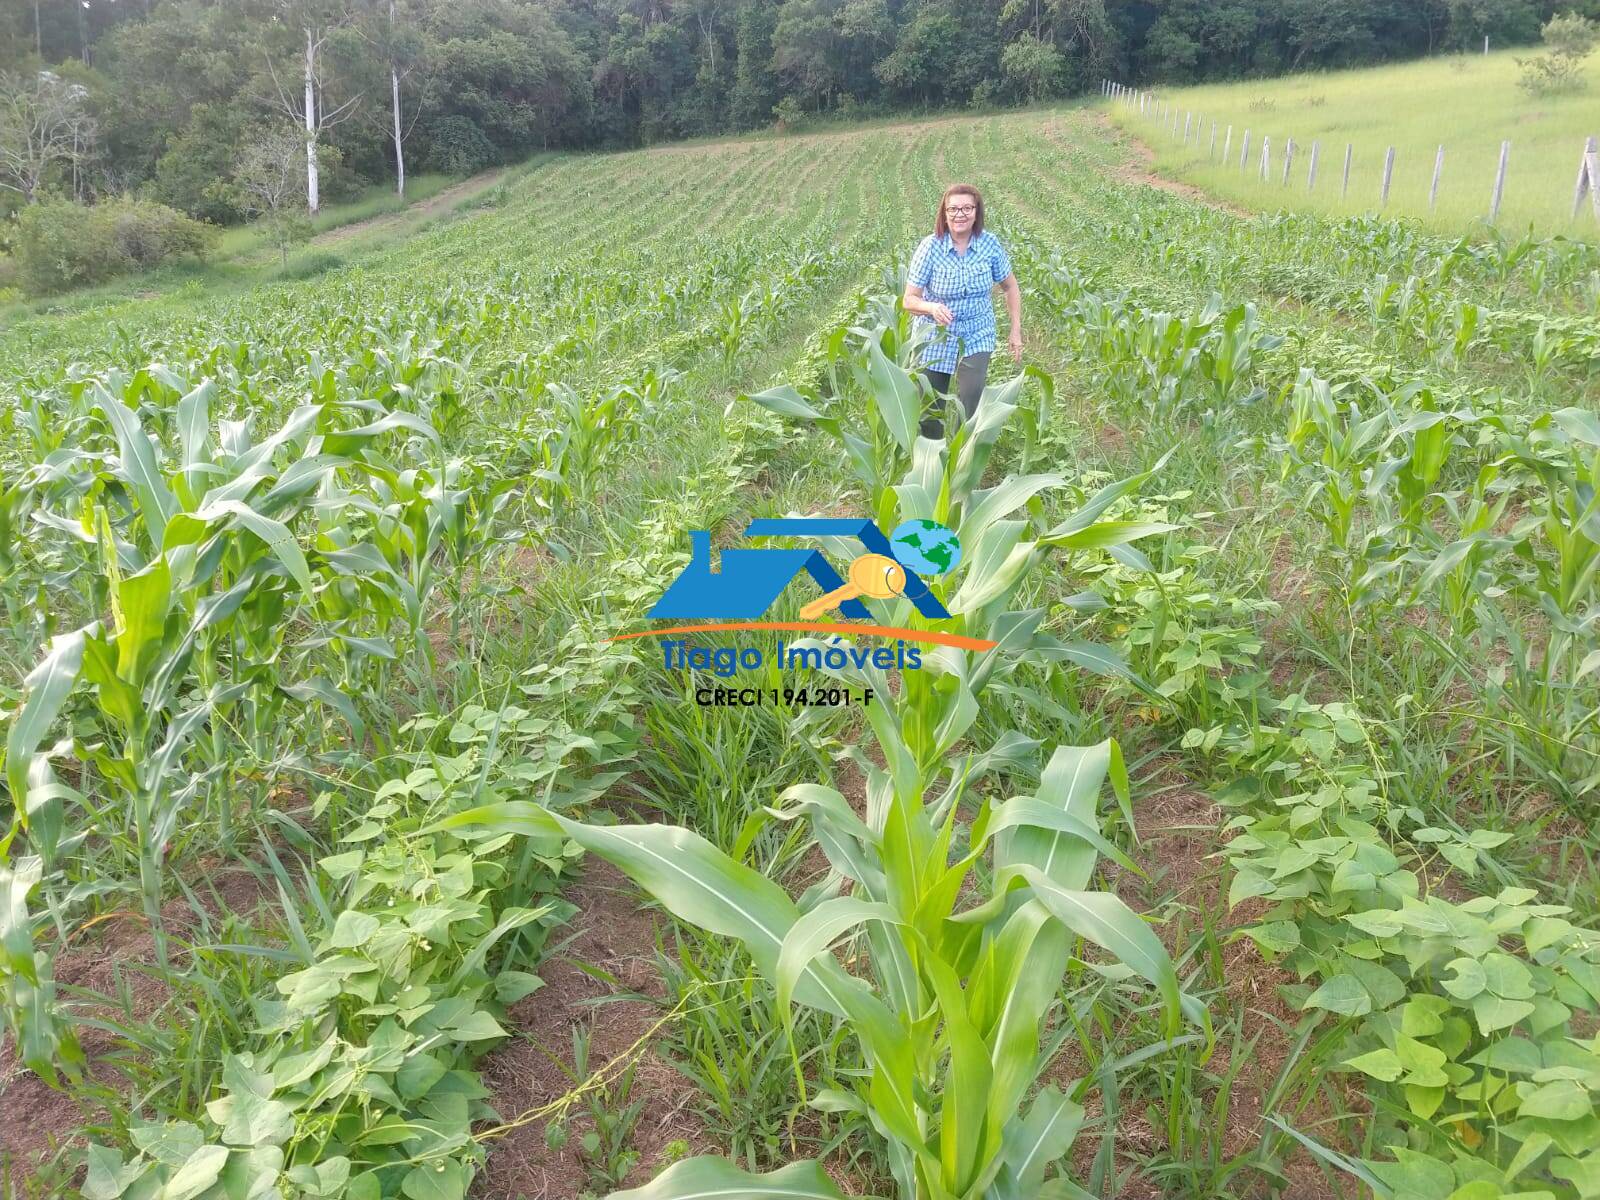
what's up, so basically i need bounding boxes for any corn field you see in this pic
[2,108,1600,1200]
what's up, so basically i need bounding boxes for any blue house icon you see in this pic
[649,519,951,620]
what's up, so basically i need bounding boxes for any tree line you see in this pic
[2,0,1596,226]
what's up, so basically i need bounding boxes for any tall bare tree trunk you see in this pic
[391,65,405,195]
[390,0,405,195]
[33,0,41,54]
[304,26,320,213]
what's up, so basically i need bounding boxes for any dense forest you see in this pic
[2,0,1597,225]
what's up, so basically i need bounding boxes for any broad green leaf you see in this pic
[744,385,823,422]
[1472,994,1536,1035]
[218,503,313,597]
[924,952,993,1195]
[1344,1048,1403,1082]
[442,1010,506,1041]
[493,971,545,1004]
[329,911,379,949]
[82,1144,146,1200]
[160,1144,230,1200]
[606,1157,855,1200]
[1005,1086,1084,1194]
[860,337,919,452]
[774,898,900,1022]
[423,802,561,840]
[1441,958,1487,1001]
[958,473,1063,552]
[1050,640,1138,682]
[1482,952,1535,1000]
[1519,1080,1592,1122]
[219,1089,293,1149]
[1038,520,1176,552]
[1345,910,1403,939]
[400,1160,468,1200]
[1018,868,1183,1033]
[1304,975,1372,1017]
[985,797,1141,881]
[176,380,213,471]
[979,901,1071,1124]
[5,626,90,835]
[397,1052,449,1101]
[113,558,172,687]
[1468,1037,1543,1074]
[95,384,178,543]
[994,742,1116,893]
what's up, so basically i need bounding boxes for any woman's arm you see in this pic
[999,274,1022,358]
[903,282,954,325]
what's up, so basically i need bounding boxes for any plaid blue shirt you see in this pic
[906,229,1014,372]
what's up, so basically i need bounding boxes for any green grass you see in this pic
[209,171,463,259]
[1111,49,1600,238]
[0,169,488,327]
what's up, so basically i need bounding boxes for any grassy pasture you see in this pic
[1111,50,1600,238]
[3,104,1600,1200]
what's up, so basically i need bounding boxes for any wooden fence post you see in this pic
[1572,135,1599,218]
[1223,124,1233,164]
[1260,135,1271,182]
[1183,111,1191,143]
[1490,139,1510,222]
[1588,147,1600,221]
[1342,142,1353,198]
[1282,138,1295,186]
[1210,120,1217,160]
[1381,146,1395,205]
[1308,139,1320,190]
[1430,144,1445,209]
[1240,129,1250,171]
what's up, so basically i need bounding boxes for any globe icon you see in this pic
[890,519,961,577]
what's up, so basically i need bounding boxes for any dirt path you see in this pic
[312,168,508,247]
[476,859,711,1199]
[1090,112,1254,217]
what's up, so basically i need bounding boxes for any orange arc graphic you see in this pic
[610,622,998,652]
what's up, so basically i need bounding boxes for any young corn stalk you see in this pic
[438,731,1201,1200]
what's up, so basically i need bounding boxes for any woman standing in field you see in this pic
[901,183,1022,439]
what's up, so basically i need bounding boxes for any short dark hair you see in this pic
[934,184,984,236]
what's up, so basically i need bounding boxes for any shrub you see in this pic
[421,114,498,175]
[12,197,211,295]
[771,95,806,132]
[1517,12,1598,94]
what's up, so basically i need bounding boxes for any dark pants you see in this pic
[920,352,992,439]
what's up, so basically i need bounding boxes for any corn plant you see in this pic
[1,379,451,1077]
[439,732,1198,1200]
[748,303,1172,756]
[526,372,675,521]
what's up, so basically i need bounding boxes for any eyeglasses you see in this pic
[945,204,977,216]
